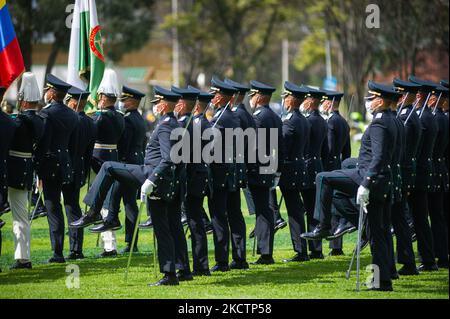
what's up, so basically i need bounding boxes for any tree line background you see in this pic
[8,0,449,114]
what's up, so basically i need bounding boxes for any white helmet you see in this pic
[97,69,121,98]
[18,72,41,102]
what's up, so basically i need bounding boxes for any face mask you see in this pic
[365,100,373,115]
[118,101,125,112]
[249,97,256,110]
[153,105,161,118]
[44,92,51,104]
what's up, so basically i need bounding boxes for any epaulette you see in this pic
[253,109,262,116]
[164,117,170,122]
[179,115,187,122]
[124,112,131,117]
[283,113,293,121]
[400,108,408,115]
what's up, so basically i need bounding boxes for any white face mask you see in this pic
[118,101,125,112]
[249,97,256,110]
[153,105,161,117]
[44,92,51,104]
[365,100,373,115]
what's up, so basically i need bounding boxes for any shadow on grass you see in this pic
[0,253,155,286]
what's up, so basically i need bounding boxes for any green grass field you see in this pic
[0,187,448,299]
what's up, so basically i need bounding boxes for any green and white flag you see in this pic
[67,0,105,110]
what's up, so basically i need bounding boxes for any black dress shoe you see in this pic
[89,219,122,233]
[66,252,85,260]
[328,223,356,240]
[437,260,449,269]
[251,256,275,265]
[48,256,66,264]
[210,263,230,272]
[120,245,139,254]
[274,218,287,232]
[418,263,439,272]
[229,260,250,270]
[0,202,10,216]
[329,249,345,256]
[139,217,153,229]
[301,225,332,241]
[0,219,5,229]
[31,205,47,220]
[249,228,255,239]
[176,270,194,281]
[70,210,102,228]
[192,269,211,277]
[309,252,325,260]
[98,250,118,258]
[283,253,310,263]
[391,272,400,280]
[149,273,179,286]
[10,261,32,270]
[398,264,419,276]
[367,281,393,292]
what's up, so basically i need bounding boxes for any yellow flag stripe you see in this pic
[0,1,6,10]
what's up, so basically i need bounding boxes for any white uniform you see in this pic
[8,187,31,261]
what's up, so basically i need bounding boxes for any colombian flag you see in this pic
[0,0,25,88]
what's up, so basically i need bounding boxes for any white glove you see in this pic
[356,185,370,207]
[140,179,155,202]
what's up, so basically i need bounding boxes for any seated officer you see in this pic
[71,86,191,286]
[302,81,400,291]
[90,86,146,255]
[320,89,351,256]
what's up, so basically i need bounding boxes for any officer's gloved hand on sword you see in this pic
[140,179,155,203]
[356,185,370,213]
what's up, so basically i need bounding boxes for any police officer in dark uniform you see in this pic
[89,86,146,255]
[62,87,97,260]
[0,86,16,220]
[408,76,440,271]
[320,89,351,256]
[390,78,421,276]
[440,80,449,230]
[428,84,449,269]
[224,78,256,269]
[71,86,191,286]
[302,81,400,291]
[278,82,310,262]
[300,87,328,259]
[171,86,212,276]
[207,78,242,272]
[38,74,79,263]
[247,80,283,265]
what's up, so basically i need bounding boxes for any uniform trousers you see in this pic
[249,185,273,256]
[208,188,246,264]
[279,186,307,254]
[408,190,435,264]
[8,187,30,261]
[428,191,448,262]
